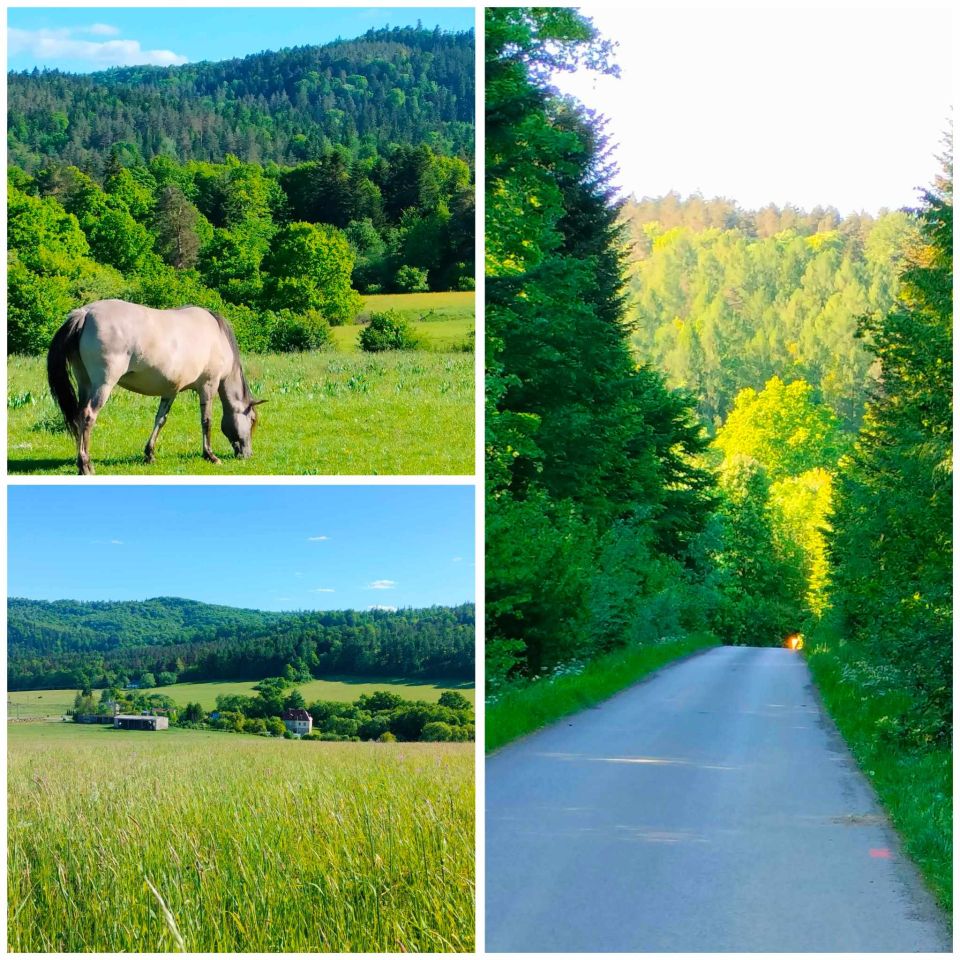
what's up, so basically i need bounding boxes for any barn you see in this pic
[113,714,169,731]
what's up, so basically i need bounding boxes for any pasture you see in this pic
[7,293,474,476]
[8,722,474,952]
[9,675,475,719]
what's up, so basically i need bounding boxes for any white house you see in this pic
[281,707,313,736]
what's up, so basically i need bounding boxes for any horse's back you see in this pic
[77,300,233,394]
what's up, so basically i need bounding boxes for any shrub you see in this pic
[422,721,456,742]
[269,309,331,351]
[359,310,420,352]
[394,264,429,292]
[377,731,397,743]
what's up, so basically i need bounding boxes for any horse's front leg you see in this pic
[199,391,221,465]
[77,384,113,476]
[144,396,175,464]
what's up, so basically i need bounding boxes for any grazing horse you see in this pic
[47,299,265,475]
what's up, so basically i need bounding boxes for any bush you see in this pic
[394,264,429,292]
[359,310,420,352]
[269,309,331,351]
[422,721,456,742]
[377,731,397,743]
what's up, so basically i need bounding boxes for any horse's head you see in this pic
[222,398,266,458]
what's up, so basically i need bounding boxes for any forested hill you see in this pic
[621,192,917,429]
[8,596,475,689]
[8,26,475,173]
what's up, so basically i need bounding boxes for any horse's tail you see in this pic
[47,308,87,438]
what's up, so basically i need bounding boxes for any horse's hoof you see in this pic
[204,453,222,465]
[144,454,155,464]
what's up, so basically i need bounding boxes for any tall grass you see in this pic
[8,724,474,952]
[806,628,951,912]
[486,633,718,753]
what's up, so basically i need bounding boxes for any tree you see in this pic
[438,691,471,711]
[829,148,952,746]
[138,672,156,689]
[284,689,307,710]
[262,221,361,324]
[182,702,205,723]
[154,184,201,268]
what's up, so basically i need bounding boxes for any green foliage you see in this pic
[358,310,420,351]
[623,195,917,429]
[8,27,474,171]
[395,264,430,292]
[262,222,360,323]
[828,154,952,749]
[485,7,718,689]
[9,597,475,690]
[6,30,475,356]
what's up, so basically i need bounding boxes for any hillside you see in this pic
[8,26,475,172]
[9,596,475,689]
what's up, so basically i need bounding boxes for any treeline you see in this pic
[9,143,474,354]
[622,194,916,428]
[486,9,719,686]
[8,27,474,171]
[9,597,475,689]
[72,679,475,743]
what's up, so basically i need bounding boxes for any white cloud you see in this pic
[92,538,124,545]
[369,604,397,612]
[310,588,335,593]
[451,556,464,563]
[110,539,123,545]
[9,26,188,68]
[367,579,396,590]
[307,535,331,542]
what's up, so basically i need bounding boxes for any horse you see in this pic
[46,299,266,475]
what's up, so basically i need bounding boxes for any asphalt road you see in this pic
[486,645,951,952]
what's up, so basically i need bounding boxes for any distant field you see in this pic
[8,722,474,951]
[8,351,473,476]
[8,675,475,718]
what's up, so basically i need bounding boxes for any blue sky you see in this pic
[7,7,474,72]
[8,485,475,611]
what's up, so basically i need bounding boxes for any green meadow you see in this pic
[8,722,474,952]
[8,293,474,476]
[9,675,475,719]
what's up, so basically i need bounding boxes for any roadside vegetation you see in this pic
[8,723,474,951]
[486,634,716,752]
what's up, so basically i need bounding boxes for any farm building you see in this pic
[114,714,169,731]
[282,708,313,736]
[74,714,114,725]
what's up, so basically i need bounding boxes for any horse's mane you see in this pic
[199,307,253,402]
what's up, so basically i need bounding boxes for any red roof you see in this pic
[282,708,311,721]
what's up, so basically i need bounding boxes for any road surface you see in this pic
[486,646,950,952]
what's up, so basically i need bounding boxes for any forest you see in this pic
[7,27,475,356]
[8,597,475,689]
[8,27,474,170]
[486,5,950,772]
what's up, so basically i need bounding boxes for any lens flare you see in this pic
[785,633,804,651]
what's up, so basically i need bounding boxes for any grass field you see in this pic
[8,293,474,476]
[9,676,475,719]
[806,630,951,913]
[485,634,719,753]
[8,723,474,951]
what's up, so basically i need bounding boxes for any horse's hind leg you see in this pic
[144,396,175,464]
[77,383,114,476]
